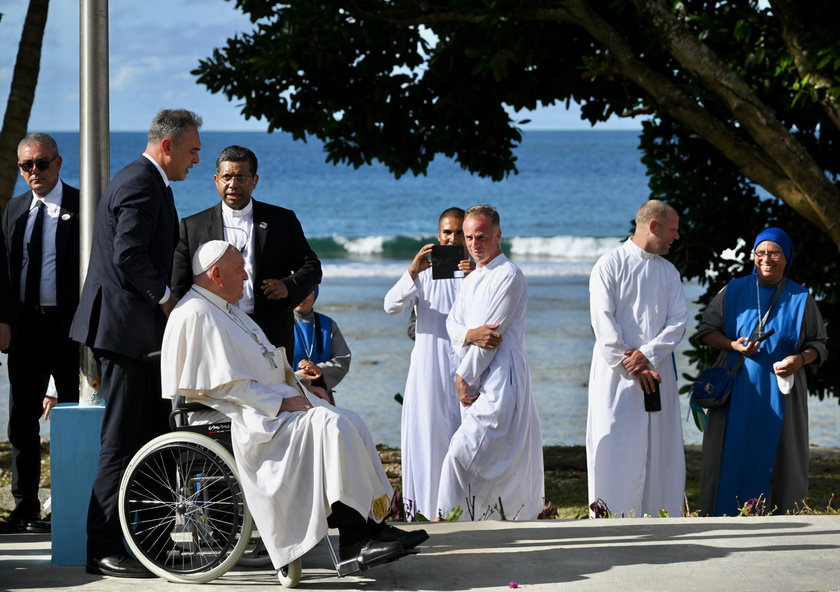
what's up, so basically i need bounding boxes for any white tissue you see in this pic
[773,361,794,394]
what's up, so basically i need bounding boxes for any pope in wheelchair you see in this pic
[158,240,427,579]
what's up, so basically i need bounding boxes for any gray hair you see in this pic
[147,109,203,146]
[18,133,59,160]
[465,204,500,229]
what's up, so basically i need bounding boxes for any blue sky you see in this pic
[0,1,641,132]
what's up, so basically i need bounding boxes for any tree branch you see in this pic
[369,1,840,246]
[769,0,840,131]
[630,0,840,246]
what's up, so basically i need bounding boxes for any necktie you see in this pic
[25,201,45,306]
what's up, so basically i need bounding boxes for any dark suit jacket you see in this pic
[70,157,179,359]
[0,226,11,326]
[1,181,80,346]
[171,199,321,359]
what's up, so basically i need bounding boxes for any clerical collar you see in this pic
[625,236,655,259]
[222,199,254,218]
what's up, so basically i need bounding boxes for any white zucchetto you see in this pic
[192,240,233,276]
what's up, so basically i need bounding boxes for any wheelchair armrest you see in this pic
[169,401,217,431]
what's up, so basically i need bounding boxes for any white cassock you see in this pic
[587,238,688,517]
[384,269,462,519]
[161,286,393,569]
[438,254,544,520]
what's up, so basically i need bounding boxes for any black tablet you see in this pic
[430,245,467,279]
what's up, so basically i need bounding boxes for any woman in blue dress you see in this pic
[697,227,827,516]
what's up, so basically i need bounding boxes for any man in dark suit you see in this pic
[171,145,321,364]
[0,134,80,534]
[70,109,202,578]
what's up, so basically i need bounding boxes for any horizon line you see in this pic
[34,127,643,134]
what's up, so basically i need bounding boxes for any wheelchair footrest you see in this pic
[335,548,420,577]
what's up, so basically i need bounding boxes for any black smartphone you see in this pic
[644,380,662,412]
[430,244,467,280]
[746,327,776,346]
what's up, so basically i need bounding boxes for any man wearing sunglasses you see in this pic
[0,133,80,534]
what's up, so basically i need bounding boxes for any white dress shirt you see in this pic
[20,182,63,306]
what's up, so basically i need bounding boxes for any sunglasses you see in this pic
[19,155,58,173]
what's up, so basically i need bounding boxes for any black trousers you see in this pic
[86,350,170,560]
[7,306,79,515]
[327,502,388,546]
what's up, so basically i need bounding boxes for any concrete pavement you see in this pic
[2,517,840,592]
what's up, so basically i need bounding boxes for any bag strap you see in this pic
[727,278,787,376]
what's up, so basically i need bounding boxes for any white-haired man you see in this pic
[161,240,427,577]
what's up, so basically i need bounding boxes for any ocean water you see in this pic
[4,130,839,447]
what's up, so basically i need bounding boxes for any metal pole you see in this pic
[78,0,109,405]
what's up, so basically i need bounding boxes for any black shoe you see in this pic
[372,524,429,550]
[86,553,156,578]
[26,513,51,533]
[0,509,40,534]
[339,537,405,567]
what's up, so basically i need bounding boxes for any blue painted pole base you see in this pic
[50,403,104,566]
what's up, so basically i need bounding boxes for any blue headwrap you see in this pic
[312,285,319,302]
[752,227,794,273]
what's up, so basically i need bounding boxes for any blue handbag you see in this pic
[691,366,736,409]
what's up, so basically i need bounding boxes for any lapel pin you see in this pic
[259,221,268,229]
[61,213,71,220]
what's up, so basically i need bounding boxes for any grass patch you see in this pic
[3,440,838,518]
[376,443,840,518]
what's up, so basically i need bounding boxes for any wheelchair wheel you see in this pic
[119,431,253,583]
[278,558,302,588]
[237,530,273,567]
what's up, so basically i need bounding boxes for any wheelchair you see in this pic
[117,403,305,585]
[118,402,409,585]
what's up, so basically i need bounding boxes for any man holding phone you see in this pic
[384,207,472,519]
[586,200,688,518]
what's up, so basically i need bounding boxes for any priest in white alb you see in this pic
[160,241,428,577]
[587,200,688,517]
[384,207,471,520]
[436,205,544,521]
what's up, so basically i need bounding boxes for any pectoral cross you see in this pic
[262,345,278,368]
[221,300,280,369]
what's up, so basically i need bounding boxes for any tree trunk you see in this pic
[0,0,51,214]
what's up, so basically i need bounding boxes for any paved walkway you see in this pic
[2,517,840,592]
